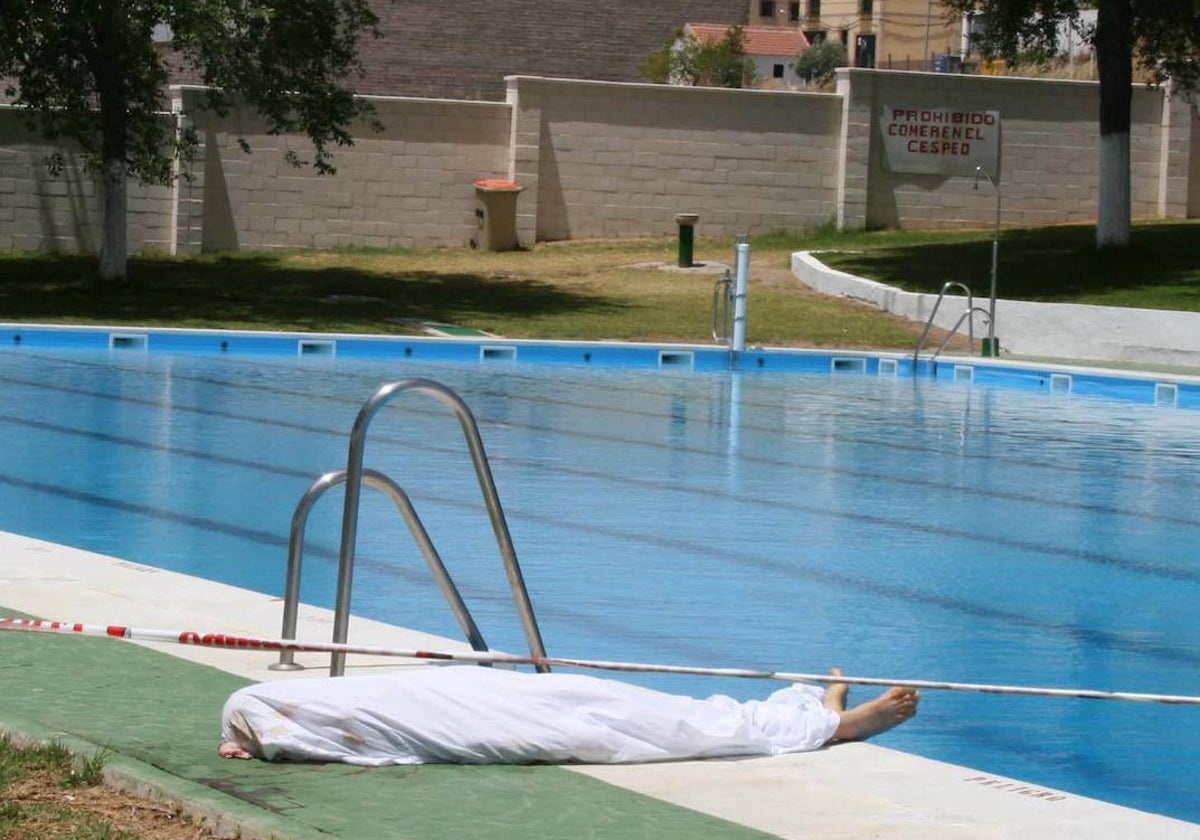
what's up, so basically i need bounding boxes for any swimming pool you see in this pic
[0,330,1197,823]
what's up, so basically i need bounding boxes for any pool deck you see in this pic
[2,530,1196,840]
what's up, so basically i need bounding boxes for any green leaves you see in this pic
[0,1,381,184]
[641,26,756,89]
[795,39,848,86]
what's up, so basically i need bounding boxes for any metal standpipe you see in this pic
[271,468,490,673]
[974,165,1002,357]
[329,378,549,677]
[731,234,750,358]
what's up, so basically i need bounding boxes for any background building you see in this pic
[353,0,749,100]
[748,0,966,70]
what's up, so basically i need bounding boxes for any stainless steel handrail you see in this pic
[712,269,733,344]
[271,467,490,673]
[912,281,991,365]
[330,379,549,676]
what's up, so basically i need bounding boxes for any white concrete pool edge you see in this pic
[2,531,1195,840]
[791,250,1200,371]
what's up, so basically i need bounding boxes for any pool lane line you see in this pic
[3,369,1199,532]
[7,351,1196,491]
[3,398,1197,584]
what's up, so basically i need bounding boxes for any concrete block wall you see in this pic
[174,90,512,253]
[837,69,1171,231]
[1189,102,1200,218]
[4,73,1196,260]
[508,76,844,242]
[0,107,174,253]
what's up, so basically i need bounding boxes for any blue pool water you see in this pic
[0,341,1197,823]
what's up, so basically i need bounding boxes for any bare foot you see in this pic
[823,667,849,712]
[218,740,254,760]
[832,686,920,742]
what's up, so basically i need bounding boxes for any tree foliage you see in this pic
[641,26,755,88]
[795,39,849,87]
[948,0,1198,91]
[940,0,1199,248]
[0,1,381,279]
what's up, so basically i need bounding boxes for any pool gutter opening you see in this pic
[1,323,1198,410]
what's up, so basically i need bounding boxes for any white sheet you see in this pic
[221,665,841,765]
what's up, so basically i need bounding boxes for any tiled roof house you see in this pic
[684,23,811,88]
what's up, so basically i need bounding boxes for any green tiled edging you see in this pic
[0,609,777,840]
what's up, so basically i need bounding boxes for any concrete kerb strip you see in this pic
[791,250,1200,369]
[0,718,315,840]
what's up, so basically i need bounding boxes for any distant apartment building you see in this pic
[746,0,966,70]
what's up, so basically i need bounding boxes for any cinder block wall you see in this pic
[174,90,513,253]
[837,69,1170,231]
[4,73,1195,259]
[0,107,174,253]
[1190,105,1200,218]
[508,76,844,242]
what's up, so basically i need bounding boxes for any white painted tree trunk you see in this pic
[1096,132,1131,248]
[99,158,128,281]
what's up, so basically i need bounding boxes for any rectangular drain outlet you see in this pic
[298,340,336,357]
[878,358,898,376]
[1155,383,1178,407]
[658,350,694,369]
[109,333,148,350]
[481,345,517,362]
[954,366,974,383]
[1050,373,1072,395]
[832,357,867,374]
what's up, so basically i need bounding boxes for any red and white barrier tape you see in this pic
[2,616,1198,705]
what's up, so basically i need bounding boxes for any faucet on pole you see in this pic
[973,165,1001,357]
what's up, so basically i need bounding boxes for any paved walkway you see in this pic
[2,532,1197,840]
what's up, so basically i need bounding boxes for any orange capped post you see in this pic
[473,179,523,251]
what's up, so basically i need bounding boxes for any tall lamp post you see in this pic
[974,165,1001,356]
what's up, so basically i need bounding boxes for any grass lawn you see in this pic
[802,220,1200,311]
[0,220,1196,348]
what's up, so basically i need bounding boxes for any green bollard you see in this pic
[675,213,699,268]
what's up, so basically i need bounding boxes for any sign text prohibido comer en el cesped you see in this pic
[880,106,1000,176]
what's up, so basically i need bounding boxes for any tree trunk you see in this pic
[1094,0,1133,249]
[91,4,130,282]
[99,158,128,281]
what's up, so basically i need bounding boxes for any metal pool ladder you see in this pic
[912,281,992,365]
[271,378,549,677]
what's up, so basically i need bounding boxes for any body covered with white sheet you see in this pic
[221,665,841,765]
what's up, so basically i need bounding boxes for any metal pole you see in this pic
[731,234,750,356]
[974,166,1001,356]
[989,186,1000,350]
[5,617,1200,705]
[923,0,933,70]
